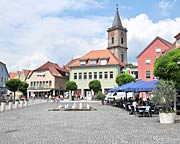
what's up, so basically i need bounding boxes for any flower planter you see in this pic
[15,101,19,109]
[8,102,13,110]
[1,102,6,112]
[159,113,176,124]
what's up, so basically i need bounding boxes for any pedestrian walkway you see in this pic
[0,103,180,144]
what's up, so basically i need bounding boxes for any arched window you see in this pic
[121,37,124,44]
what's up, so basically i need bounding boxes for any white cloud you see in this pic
[123,14,180,63]
[0,0,179,72]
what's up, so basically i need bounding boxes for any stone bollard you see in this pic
[15,101,19,109]
[58,105,62,109]
[1,102,6,112]
[8,102,13,110]
[24,100,28,107]
[72,103,77,109]
[19,101,24,108]
[79,103,82,109]
[87,104,90,110]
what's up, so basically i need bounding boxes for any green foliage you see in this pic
[19,81,29,96]
[126,63,134,67]
[65,81,78,91]
[6,79,21,100]
[89,80,101,94]
[115,73,135,86]
[96,91,105,100]
[154,48,180,89]
[6,79,21,93]
[151,80,177,112]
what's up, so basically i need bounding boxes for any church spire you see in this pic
[112,4,122,27]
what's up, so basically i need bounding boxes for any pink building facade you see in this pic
[137,37,173,81]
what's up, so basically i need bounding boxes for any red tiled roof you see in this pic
[68,50,125,67]
[9,72,16,79]
[34,61,69,78]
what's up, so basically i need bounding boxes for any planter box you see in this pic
[1,102,6,112]
[159,113,176,124]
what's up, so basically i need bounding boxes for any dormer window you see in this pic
[90,59,97,65]
[100,59,107,65]
[80,60,87,66]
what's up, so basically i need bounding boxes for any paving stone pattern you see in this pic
[0,103,180,144]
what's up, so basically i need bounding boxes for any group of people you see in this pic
[132,95,151,110]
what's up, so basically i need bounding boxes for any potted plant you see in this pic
[8,99,13,110]
[151,80,177,124]
[96,91,106,105]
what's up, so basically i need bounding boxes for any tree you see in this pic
[115,73,135,86]
[19,81,29,96]
[96,91,105,104]
[89,80,101,94]
[65,81,78,100]
[154,48,180,89]
[6,79,21,100]
[151,80,177,112]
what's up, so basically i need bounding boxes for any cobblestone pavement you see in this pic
[0,103,180,144]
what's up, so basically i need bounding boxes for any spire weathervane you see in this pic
[116,4,118,10]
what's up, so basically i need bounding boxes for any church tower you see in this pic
[107,4,128,65]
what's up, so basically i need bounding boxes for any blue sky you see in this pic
[0,0,180,71]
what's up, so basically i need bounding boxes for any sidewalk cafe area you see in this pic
[105,80,172,117]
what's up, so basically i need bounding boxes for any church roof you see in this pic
[112,4,122,27]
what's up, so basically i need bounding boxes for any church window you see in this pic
[121,37,124,44]
[121,54,124,62]
[112,37,114,44]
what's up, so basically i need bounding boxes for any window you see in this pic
[37,72,45,77]
[74,73,77,79]
[1,77,3,82]
[178,39,180,45]
[99,72,102,79]
[155,48,161,53]
[79,73,82,79]
[49,81,52,87]
[89,72,92,79]
[31,82,33,87]
[104,72,108,79]
[112,37,114,44]
[94,72,97,79]
[146,70,151,78]
[80,60,86,66]
[110,71,113,79]
[84,72,87,79]
[100,59,107,65]
[90,60,97,65]
[145,59,151,64]
[121,37,124,44]
[121,54,124,62]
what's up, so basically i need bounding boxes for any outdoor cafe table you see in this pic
[137,106,151,117]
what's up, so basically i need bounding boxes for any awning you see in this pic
[27,89,53,92]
